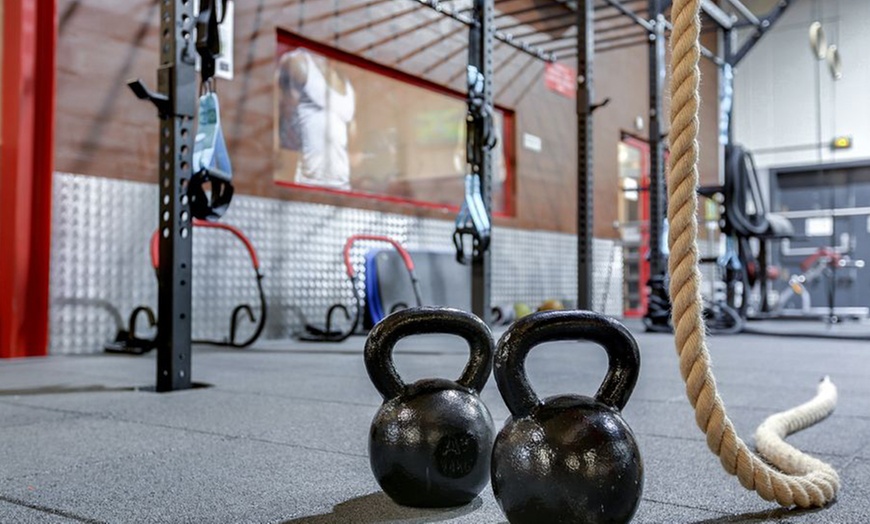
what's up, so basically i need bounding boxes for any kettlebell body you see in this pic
[370,378,493,507]
[491,310,643,524]
[366,307,495,508]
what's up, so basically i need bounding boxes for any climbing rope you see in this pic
[666,0,840,508]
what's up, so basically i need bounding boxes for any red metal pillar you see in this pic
[0,0,57,358]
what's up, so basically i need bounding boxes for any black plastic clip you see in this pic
[590,97,611,114]
[127,79,171,117]
[196,0,228,84]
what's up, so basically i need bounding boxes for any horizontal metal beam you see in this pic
[598,20,644,34]
[700,0,733,30]
[595,7,648,24]
[730,0,791,66]
[699,43,725,67]
[494,31,558,61]
[599,0,653,32]
[411,0,557,62]
[408,0,736,65]
[777,206,870,219]
[497,9,571,31]
[724,0,760,27]
[412,0,476,26]
[596,0,646,10]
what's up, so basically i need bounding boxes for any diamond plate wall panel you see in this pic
[50,175,158,355]
[49,173,623,354]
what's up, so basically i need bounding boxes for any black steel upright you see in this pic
[647,0,667,278]
[576,0,595,310]
[131,0,197,391]
[468,0,494,324]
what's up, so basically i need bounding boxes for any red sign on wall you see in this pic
[544,62,577,98]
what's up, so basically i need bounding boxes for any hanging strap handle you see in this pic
[453,175,491,264]
[454,65,495,265]
[189,90,234,221]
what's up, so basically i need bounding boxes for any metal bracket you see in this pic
[590,97,611,113]
[127,79,170,116]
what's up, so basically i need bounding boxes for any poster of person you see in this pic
[274,38,513,215]
[276,47,357,190]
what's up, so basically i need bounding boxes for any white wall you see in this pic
[733,0,870,170]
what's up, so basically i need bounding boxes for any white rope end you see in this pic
[754,376,839,485]
[818,375,836,395]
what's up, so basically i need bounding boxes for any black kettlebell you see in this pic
[365,307,495,508]
[491,310,643,524]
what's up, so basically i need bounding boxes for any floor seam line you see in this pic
[0,494,107,524]
[0,399,369,460]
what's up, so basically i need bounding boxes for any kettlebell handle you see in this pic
[494,310,640,417]
[365,307,494,400]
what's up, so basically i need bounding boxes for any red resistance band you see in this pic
[342,234,415,279]
[150,219,260,271]
[800,247,842,273]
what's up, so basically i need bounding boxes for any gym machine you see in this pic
[105,220,266,355]
[299,235,422,342]
[642,1,793,333]
[776,247,867,320]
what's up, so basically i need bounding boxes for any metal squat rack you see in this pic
[127,0,213,391]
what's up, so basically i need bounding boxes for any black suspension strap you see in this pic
[454,64,496,264]
[189,0,234,221]
[196,0,227,84]
[189,82,234,220]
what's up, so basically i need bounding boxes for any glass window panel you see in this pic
[274,39,514,216]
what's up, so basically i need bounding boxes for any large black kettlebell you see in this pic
[491,310,643,524]
[365,307,495,508]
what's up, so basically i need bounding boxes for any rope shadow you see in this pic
[688,504,828,523]
[282,491,482,524]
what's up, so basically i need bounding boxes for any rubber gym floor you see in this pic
[1,320,868,523]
